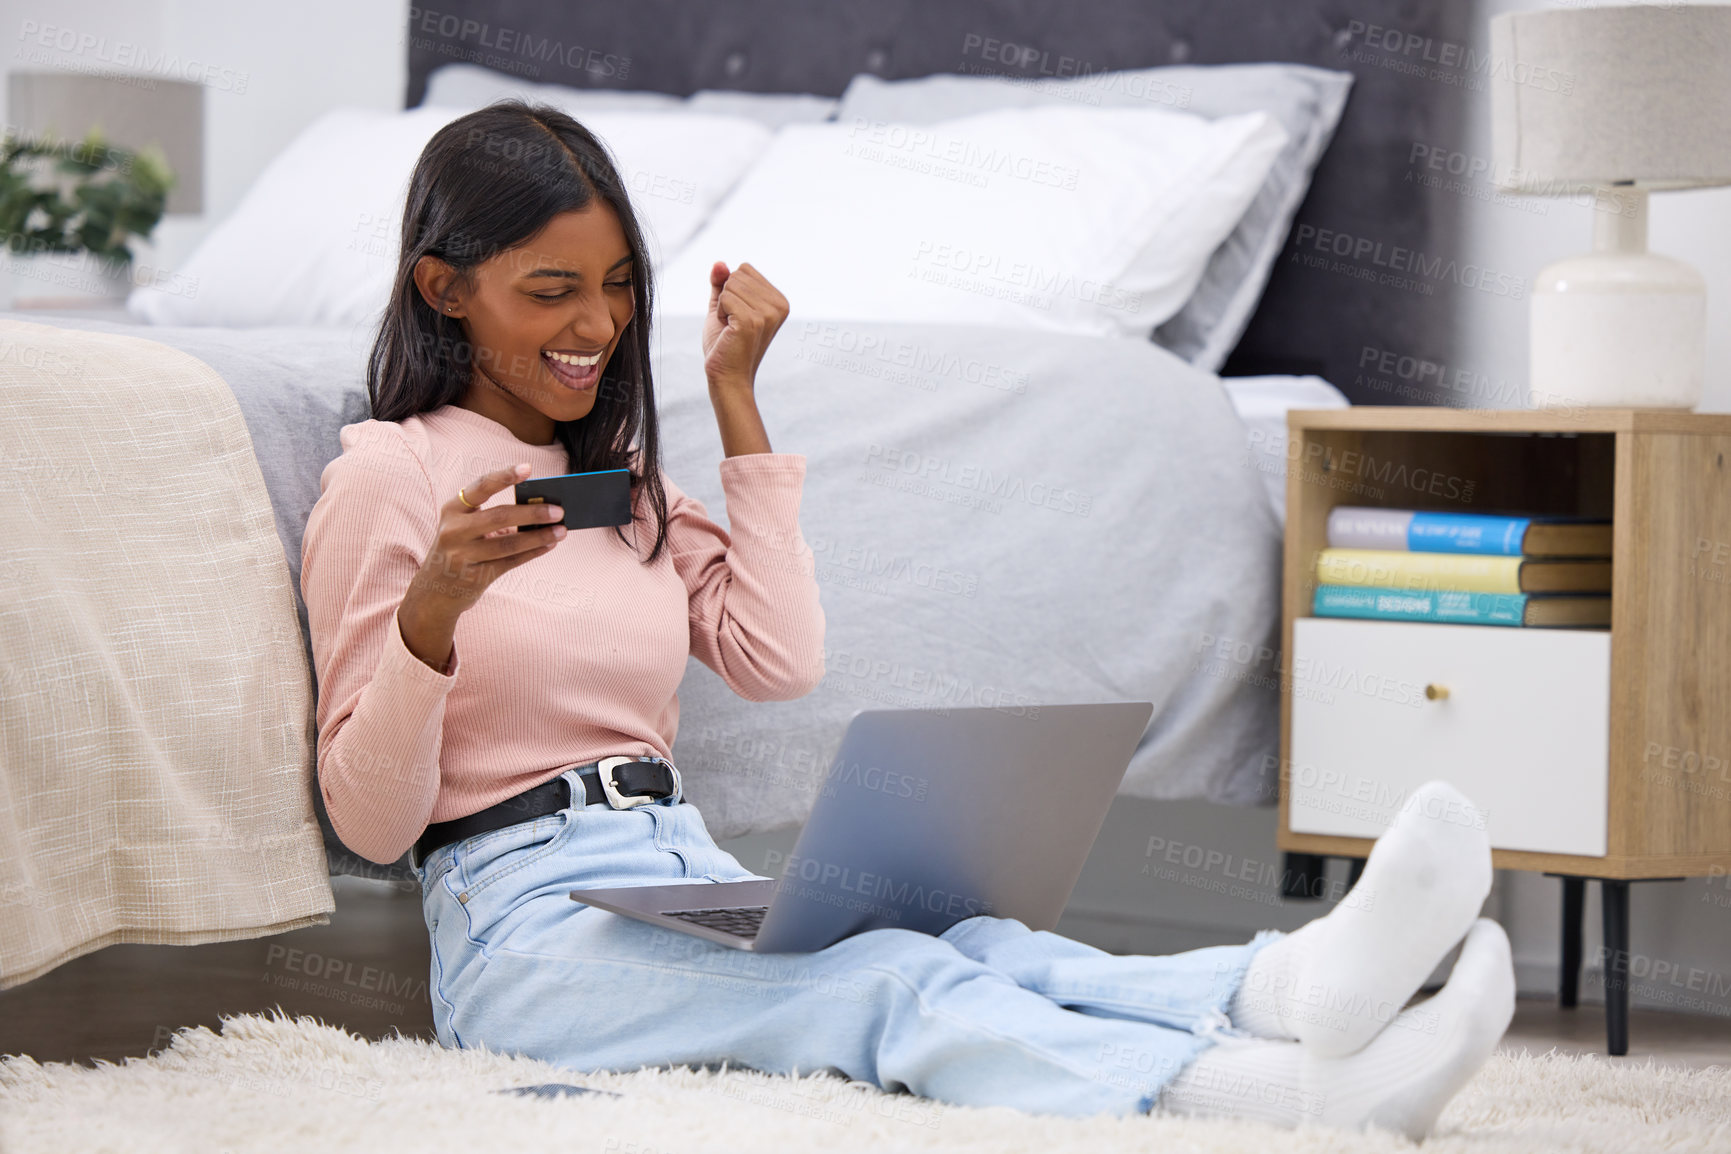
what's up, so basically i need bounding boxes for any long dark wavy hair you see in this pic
[368,100,669,564]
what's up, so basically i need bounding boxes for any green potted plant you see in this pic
[0,129,175,307]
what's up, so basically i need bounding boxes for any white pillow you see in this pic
[129,107,774,327]
[1219,374,1350,524]
[657,104,1287,338]
[835,67,1351,371]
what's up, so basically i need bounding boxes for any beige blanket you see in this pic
[0,319,332,989]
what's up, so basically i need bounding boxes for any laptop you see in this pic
[568,700,1154,953]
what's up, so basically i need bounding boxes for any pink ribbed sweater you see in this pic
[300,403,826,864]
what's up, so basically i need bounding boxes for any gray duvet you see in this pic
[23,312,1282,858]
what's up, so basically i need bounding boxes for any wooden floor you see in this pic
[1502,998,1731,1070]
[5,877,1729,1070]
[0,876,435,1066]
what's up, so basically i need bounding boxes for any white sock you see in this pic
[1226,937,1297,1039]
[1165,918,1515,1140]
[1228,780,1491,1055]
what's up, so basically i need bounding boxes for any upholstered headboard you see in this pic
[404,0,1475,404]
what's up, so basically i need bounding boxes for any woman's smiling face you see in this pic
[417,201,636,445]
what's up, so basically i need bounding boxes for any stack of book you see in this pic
[1311,507,1613,628]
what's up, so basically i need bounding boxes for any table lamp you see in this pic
[1490,5,1731,409]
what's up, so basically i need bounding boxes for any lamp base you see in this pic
[1529,251,1705,409]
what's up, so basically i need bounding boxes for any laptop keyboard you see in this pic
[664,905,769,939]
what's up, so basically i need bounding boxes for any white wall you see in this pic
[0,0,409,274]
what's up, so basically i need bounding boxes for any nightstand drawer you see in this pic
[1288,618,1610,856]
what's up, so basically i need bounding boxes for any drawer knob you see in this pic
[1425,683,1450,701]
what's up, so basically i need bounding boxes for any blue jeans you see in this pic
[414,765,1277,1116]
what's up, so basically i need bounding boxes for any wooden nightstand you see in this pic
[1275,407,1731,1055]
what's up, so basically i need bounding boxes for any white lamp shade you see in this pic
[1490,6,1731,192]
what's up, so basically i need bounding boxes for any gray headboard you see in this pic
[405,1,1475,405]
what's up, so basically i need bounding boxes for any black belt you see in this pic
[410,754,681,868]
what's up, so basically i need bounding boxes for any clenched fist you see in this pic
[701,260,789,391]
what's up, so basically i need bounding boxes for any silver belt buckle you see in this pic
[596,754,682,809]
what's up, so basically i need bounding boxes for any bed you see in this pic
[8,0,1475,892]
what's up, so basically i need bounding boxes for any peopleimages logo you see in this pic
[15,21,249,91]
[1344,20,1575,94]
[846,116,1081,190]
[1290,224,1527,299]
[407,6,630,79]
[820,758,930,802]
[767,851,994,919]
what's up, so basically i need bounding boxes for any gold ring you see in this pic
[457,487,478,509]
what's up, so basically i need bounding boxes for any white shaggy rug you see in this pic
[2,1011,1728,1153]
